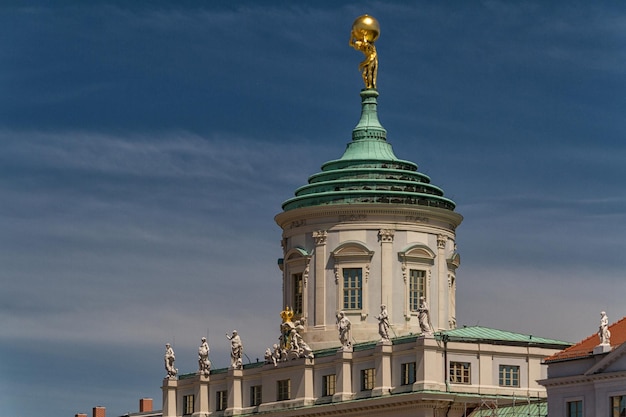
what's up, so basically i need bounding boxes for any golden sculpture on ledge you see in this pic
[349,14,380,89]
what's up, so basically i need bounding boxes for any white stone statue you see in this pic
[226,330,243,369]
[418,297,432,334]
[336,311,352,349]
[599,311,611,345]
[376,304,390,341]
[164,343,178,379]
[198,337,211,376]
[289,328,314,359]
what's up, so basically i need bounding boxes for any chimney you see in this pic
[93,406,106,417]
[139,398,153,412]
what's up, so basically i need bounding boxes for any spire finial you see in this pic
[349,15,380,89]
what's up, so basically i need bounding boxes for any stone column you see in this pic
[225,368,243,416]
[437,234,448,330]
[378,229,395,317]
[333,349,354,402]
[161,378,177,417]
[372,340,393,397]
[313,230,327,327]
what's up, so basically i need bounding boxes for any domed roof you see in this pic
[281,89,457,212]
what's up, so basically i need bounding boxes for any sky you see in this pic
[1,1,625,416]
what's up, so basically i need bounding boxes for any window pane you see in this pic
[449,362,470,384]
[277,379,291,401]
[323,374,336,397]
[409,270,425,312]
[250,385,262,406]
[567,400,582,417]
[361,368,375,391]
[401,362,416,385]
[612,396,625,417]
[343,268,362,310]
[498,365,520,387]
[292,273,303,315]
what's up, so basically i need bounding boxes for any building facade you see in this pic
[539,315,626,417]
[160,18,570,415]
[160,85,570,416]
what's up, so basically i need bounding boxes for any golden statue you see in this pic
[349,15,380,89]
[280,306,294,323]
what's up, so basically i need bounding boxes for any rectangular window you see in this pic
[216,390,227,412]
[401,362,416,385]
[293,273,303,315]
[182,395,194,415]
[361,368,375,391]
[322,374,336,397]
[611,396,625,417]
[567,400,583,417]
[250,385,262,407]
[277,379,291,401]
[498,365,520,387]
[343,268,362,310]
[449,361,471,384]
[409,269,425,312]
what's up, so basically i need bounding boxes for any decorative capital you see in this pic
[313,230,328,246]
[378,229,395,243]
[437,234,447,249]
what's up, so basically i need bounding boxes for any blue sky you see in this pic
[1,2,625,417]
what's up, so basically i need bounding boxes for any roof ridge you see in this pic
[545,315,626,363]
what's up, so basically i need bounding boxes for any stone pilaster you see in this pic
[312,230,327,326]
[161,378,178,417]
[333,349,354,402]
[372,340,393,397]
[378,229,394,318]
[225,368,243,416]
[437,234,448,330]
[197,374,210,415]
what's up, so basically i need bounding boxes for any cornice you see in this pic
[275,204,463,231]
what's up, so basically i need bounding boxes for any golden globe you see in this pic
[351,15,380,42]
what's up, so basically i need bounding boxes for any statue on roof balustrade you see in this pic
[599,311,611,345]
[164,343,178,379]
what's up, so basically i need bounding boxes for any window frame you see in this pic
[401,361,416,385]
[498,364,520,387]
[399,245,434,320]
[360,368,375,391]
[250,385,262,407]
[277,379,291,401]
[322,374,336,397]
[215,390,227,412]
[566,399,583,417]
[408,269,426,313]
[611,395,625,417]
[332,242,374,319]
[182,395,194,416]
[292,272,303,315]
[449,361,471,384]
[342,267,363,310]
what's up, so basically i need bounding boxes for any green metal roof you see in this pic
[281,88,457,212]
[436,326,571,348]
[469,401,547,417]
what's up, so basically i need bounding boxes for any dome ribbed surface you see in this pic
[281,89,456,212]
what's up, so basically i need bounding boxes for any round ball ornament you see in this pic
[351,15,380,43]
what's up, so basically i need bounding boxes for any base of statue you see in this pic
[593,344,612,355]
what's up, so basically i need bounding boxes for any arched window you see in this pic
[331,241,374,317]
[398,244,435,319]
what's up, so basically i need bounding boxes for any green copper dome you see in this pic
[281,89,456,212]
